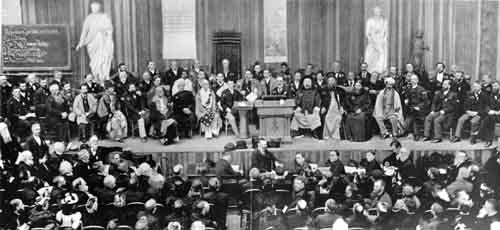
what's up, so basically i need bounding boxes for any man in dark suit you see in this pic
[260,69,278,96]
[138,71,154,96]
[423,79,458,143]
[290,71,303,99]
[343,72,356,88]
[145,61,160,79]
[7,87,35,139]
[110,62,136,80]
[172,81,196,138]
[314,199,346,229]
[331,61,346,86]
[160,60,183,89]
[215,143,241,179]
[33,78,50,117]
[237,69,260,98]
[452,81,489,144]
[84,74,104,98]
[113,71,137,98]
[25,123,49,164]
[0,75,12,117]
[250,139,276,172]
[221,58,237,82]
[357,62,371,87]
[451,71,471,114]
[18,82,34,113]
[123,83,148,139]
[479,81,500,146]
[403,74,430,140]
[271,76,291,98]
[435,62,451,83]
[220,80,242,136]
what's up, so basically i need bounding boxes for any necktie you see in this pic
[82,95,90,112]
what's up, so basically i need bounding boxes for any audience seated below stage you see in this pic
[0,135,500,230]
[1,59,498,148]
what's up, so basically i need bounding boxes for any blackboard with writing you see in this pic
[2,24,71,71]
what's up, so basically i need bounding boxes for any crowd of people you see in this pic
[0,59,499,230]
[1,59,498,146]
[0,128,500,230]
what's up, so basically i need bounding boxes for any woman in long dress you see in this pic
[76,1,114,85]
[195,79,222,139]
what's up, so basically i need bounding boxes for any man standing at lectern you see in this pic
[291,77,322,139]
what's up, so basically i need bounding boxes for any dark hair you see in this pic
[435,62,446,69]
[118,62,126,67]
[390,139,402,148]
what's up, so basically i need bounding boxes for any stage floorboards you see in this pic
[98,135,497,154]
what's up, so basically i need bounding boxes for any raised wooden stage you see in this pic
[98,135,497,175]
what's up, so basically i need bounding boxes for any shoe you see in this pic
[414,135,421,141]
[470,135,477,144]
[486,141,493,147]
[431,138,442,143]
[451,136,460,143]
[423,136,432,141]
[382,133,390,139]
[294,135,304,139]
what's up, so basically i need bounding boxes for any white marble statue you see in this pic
[76,1,114,85]
[364,6,388,74]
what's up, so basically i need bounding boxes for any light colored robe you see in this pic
[77,12,114,84]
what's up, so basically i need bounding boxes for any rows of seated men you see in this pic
[2,131,500,230]
[0,60,497,146]
[216,139,500,230]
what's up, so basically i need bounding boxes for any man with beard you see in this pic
[291,77,322,139]
[452,81,489,144]
[250,139,276,173]
[373,78,404,138]
[237,69,260,98]
[138,71,154,96]
[73,84,98,142]
[364,179,392,226]
[479,81,500,146]
[271,76,290,98]
[172,80,196,138]
[18,82,34,113]
[423,79,458,143]
[344,81,372,141]
[403,74,430,140]
[123,83,148,140]
[322,76,344,140]
[451,71,471,113]
[33,78,50,117]
[46,83,70,142]
[7,87,36,139]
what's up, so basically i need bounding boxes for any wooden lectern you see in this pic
[254,99,295,142]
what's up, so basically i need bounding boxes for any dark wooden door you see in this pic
[213,31,241,79]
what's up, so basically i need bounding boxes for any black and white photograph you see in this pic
[1,0,500,229]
